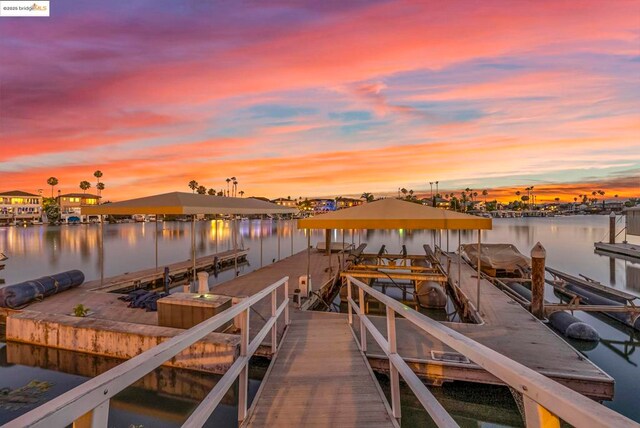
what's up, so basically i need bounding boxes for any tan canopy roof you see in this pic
[297,198,492,230]
[82,192,297,215]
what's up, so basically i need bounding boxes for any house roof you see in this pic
[81,192,297,215]
[297,197,492,230]
[59,193,101,199]
[0,190,40,197]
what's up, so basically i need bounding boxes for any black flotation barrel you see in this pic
[0,270,85,309]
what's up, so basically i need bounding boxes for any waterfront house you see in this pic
[271,197,298,208]
[0,190,43,225]
[309,198,336,213]
[335,197,362,210]
[58,193,101,223]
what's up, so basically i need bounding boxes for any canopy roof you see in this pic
[297,198,492,230]
[82,192,297,215]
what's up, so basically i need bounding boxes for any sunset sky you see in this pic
[1,0,638,202]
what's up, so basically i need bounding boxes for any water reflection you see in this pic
[1,216,640,422]
[0,340,265,427]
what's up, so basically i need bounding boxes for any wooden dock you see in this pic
[245,311,396,427]
[594,242,640,259]
[363,253,614,399]
[83,249,249,292]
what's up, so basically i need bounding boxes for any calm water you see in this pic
[1,216,639,426]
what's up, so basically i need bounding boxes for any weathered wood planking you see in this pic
[212,249,342,342]
[245,311,396,428]
[361,253,614,399]
[83,249,249,292]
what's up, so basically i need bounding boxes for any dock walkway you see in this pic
[245,311,396,428]
[363,253,614,399]
[83,249,249,292]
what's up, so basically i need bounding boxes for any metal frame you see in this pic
[345,275,637,428]
[4,277,290,428]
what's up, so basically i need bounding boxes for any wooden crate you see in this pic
[157,293,232,331]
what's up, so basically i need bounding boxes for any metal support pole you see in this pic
[477,229,482,313]
[325,228,331,256]
[531,242,546,319]
[386,306,401,419]
[192,215,196,288]
[238,308,249,422]
[446,229,449,252]
[341,229,345,271]
[307,231,311,289]
[457,231,461,287]
[277,218,281,261]
[359,287,367,352]
[260,216,263,268]
[214,214,218,255]
[234,217,238,274]
[100,215,104,287]
[155,214,158,271]
[291,219,294,256]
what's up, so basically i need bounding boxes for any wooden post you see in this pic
[386,306,401,419]
[531,242,546,320]
[291,219,294,256]
[260,216,263,267]
[277,217,281,261]
[524,395,560,428]
[359,287,367,352]
[609,211,616,244]
[155,214,159,271]
[347,278,353,325]
[271,289,277,354]
[238,308,249,422]
[284,279,290,326]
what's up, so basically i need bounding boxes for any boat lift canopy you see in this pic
[297,198,492,230]
[297,198,492,313]
[82,192,297,216]
[81,192,297,288]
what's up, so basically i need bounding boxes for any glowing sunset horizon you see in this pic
[1,1,638,202]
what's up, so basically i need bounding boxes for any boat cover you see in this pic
[0,270,84,309]
[461,243,530,272]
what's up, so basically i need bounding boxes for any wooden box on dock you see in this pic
[157,293,232,331]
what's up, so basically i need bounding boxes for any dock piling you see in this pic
[531,242,546,320]
[609,211,616,244]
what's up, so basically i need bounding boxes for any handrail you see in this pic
[3,276,290,428]
[345,275,638,428]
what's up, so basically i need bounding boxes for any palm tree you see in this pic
[482,189,488,204]
[225,178,231,196]
[197,185,207,194]
[239,190,245,198]
[360,192,374,203]
[79,181,91,194]
[93,171,103,195]
[96,183,105,202]
[47,177,58,198]
[207,188,216,196]
[188,180,198,193]
[231,177,238,197]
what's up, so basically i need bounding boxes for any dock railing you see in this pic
[3,277,290,428]
[345,275,638,428]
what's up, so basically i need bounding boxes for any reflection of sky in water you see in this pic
[1,215,640,422]
[0,215,637,292]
